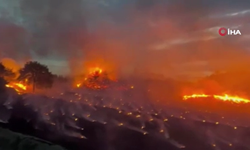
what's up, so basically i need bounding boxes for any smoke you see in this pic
[1,58,22,79]
[0,19,30,62]
[1,2,250,150]
[1,58,21,72]
[0,0,249,79]
[1,0,250,107]
[1,0,250,108]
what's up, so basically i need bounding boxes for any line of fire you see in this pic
[1,59,250,105]
[0,61,133,95]
[2,57,250,149]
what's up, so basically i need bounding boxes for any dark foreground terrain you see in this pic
[0,127,66,150]
[0,92,250,150]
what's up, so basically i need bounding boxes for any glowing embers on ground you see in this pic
[183,94,250,103]
[6,82,27,94]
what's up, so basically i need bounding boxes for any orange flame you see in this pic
[76,83,81,87]
[183,94,209,100]
[89,67,103,75]
[6,82,27,94]
[183,94,250,103]
[75,67,104,88]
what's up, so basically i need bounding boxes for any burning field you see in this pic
[183,94,250,103]
[1,0,250,150]
[1,33,250,149]
[1,59,250,150]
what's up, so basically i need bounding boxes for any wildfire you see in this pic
[183,94,250,103]
[6,82,27,94]
[76,83,81,87]
[89,67,102,75]
[183,94,209,99]
[75,67,106,89]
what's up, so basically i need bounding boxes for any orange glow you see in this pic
[76,83,81,87]
[183,94,209,100]
[213,94,250,103]
[75,67,106,89]
[1,58,21,79]
[6,82,27,94]
[89,67,103,75]
[183,94,250,103]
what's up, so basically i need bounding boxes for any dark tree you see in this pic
[0,63,9,94]
[0,63,5,76]
[0,77,7,93]
[0,63,15,81]
[18,61,53,92]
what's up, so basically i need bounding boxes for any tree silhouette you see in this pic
[18,61,53,92]
[0,77,7,94]
[0,63,5,75]
[0,63,9,94]
[0,63,15,81]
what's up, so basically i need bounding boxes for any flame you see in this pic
[89,67,102,75]
[75,67,129,90]
[76,83,81,87]
[213,94,250,103]
[6,82,27,94]
[183,94,210,100]
[75,67,105,89]
[183,94,250,103]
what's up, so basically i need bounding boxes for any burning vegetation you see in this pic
[1,58,250,150]
[183,94,250,103]
[1,0,250,149]
[75,67,130,91]
[180,69,250,105]
[0,60,53,94]
[0,58,132,96]
[5,82,27,94]
[2,58,250,107]
[75,67,108,89]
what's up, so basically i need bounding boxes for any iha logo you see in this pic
[218,27,241,36]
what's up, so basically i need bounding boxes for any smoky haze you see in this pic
[1,1,250,147]
[0,0,249,79]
